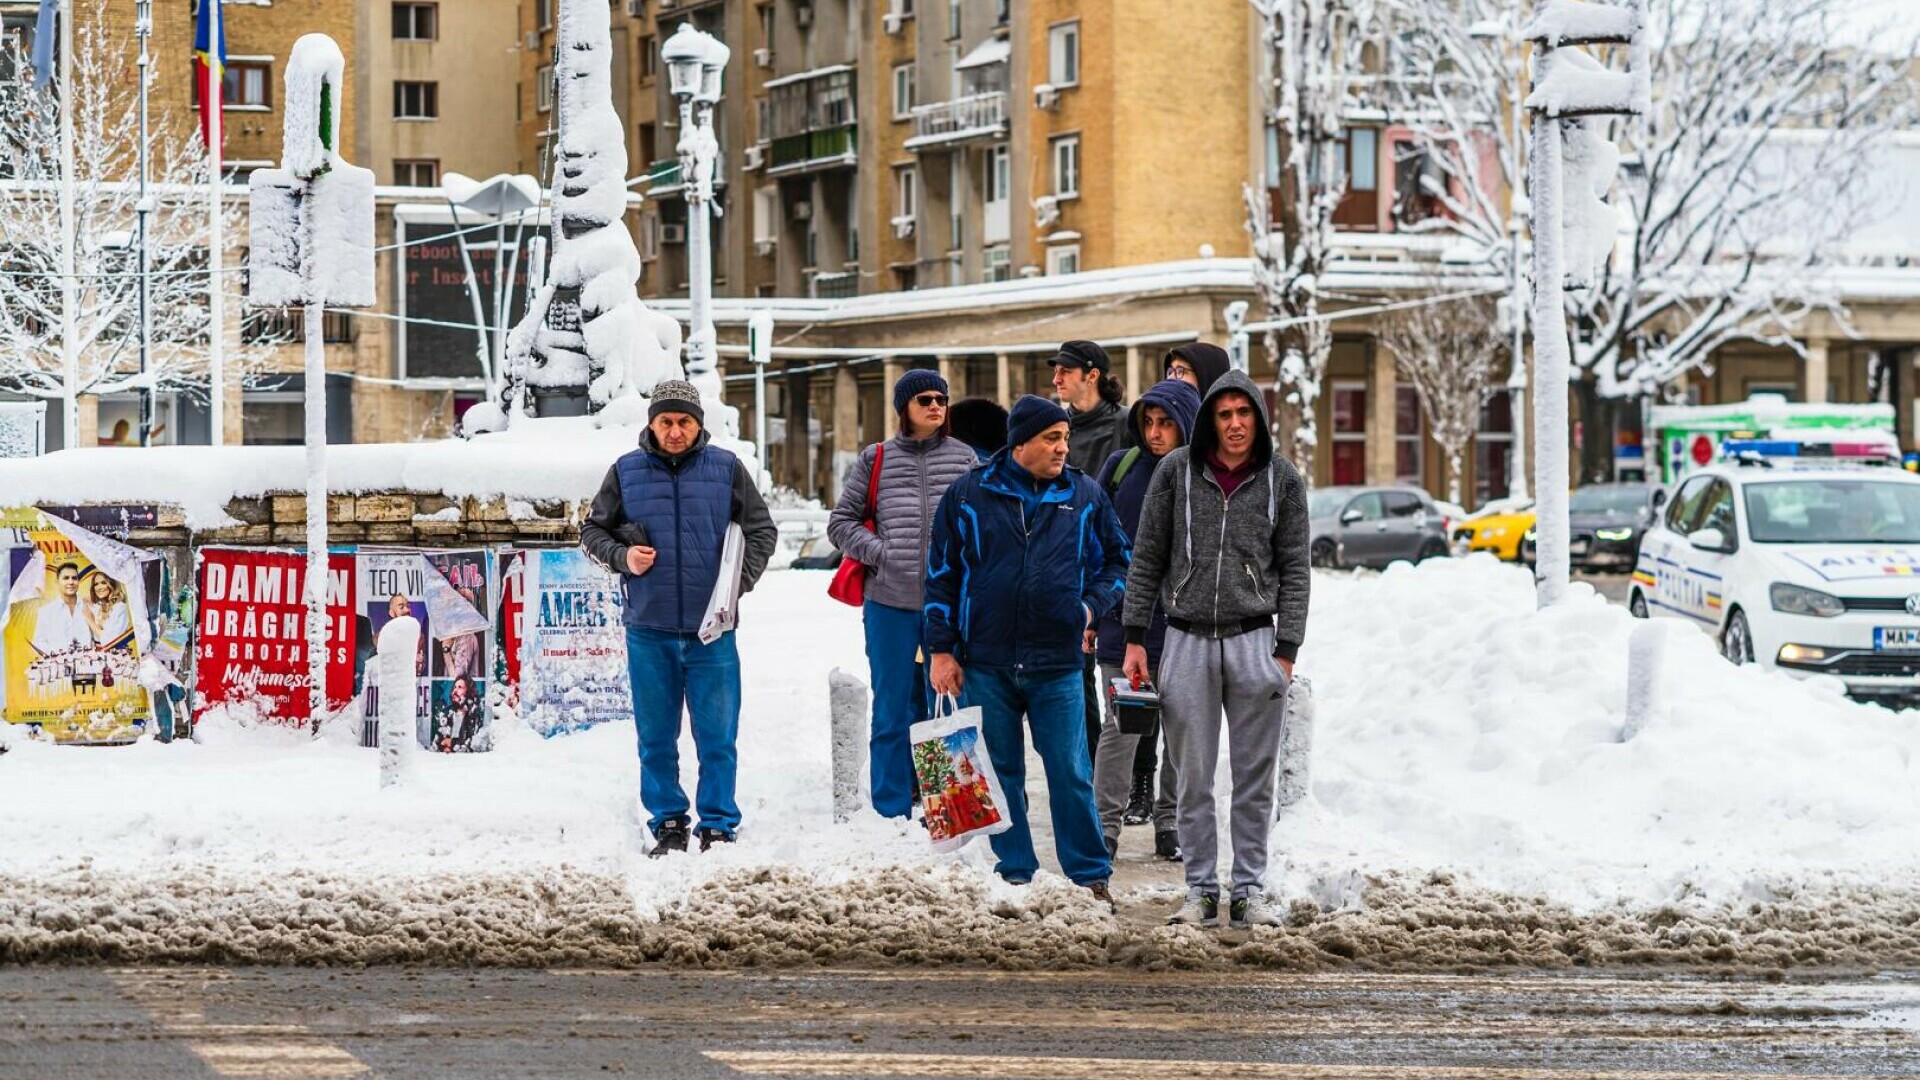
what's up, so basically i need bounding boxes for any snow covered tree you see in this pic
[486,0,680,431]
[1376,290,1504,506]
[0,23,279,438]
[1246,0,1378,485]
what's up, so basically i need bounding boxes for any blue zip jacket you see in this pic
[1094,378,1200,666]
[923,449,1132,673]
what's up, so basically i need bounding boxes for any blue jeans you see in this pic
[624,626,742,836]
[863,600,930,818]
[962,665,1111,886]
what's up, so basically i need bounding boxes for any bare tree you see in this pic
[1246,0,1379,486]
[1377,290,1505,506]
[0,21,278,431]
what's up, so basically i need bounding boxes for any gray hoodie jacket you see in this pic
[1121,370,1311,661]
[827,432,979,611]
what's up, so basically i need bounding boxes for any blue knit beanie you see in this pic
[1006,394,1071,449]
[893,368,949,414]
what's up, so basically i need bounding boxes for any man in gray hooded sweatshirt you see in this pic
[1121,370,1310,930]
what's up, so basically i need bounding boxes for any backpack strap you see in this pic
[1106,446,1142,494]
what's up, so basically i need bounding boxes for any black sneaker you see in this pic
[1122,774,1153,825]
[697,827,736,852]
[648,819,690,859]
[1154,828,1180,861]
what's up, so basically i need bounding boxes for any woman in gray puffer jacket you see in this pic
[827,369,980,818]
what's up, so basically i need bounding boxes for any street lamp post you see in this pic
[662,24,730,399]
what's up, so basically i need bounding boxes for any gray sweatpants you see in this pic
[1160,626,1288,900]
[1094,663,1177,848]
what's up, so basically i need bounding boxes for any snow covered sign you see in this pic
[245,35,375,309]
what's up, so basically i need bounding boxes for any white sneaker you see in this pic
[1167,893,1220,927]
[1229,894,1283,929]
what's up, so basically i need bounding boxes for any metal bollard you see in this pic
[1276,674,1315,815]
[377,615,421,789]
[1622,620,1665,742]
[828,668,870,823]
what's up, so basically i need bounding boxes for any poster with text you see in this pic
[3,526,150,742]
[358,551,433,747]
[193,547,357,726]
[522,548,627,737]
[423,549,492,752]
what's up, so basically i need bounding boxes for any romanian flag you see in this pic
[194,0,227,150]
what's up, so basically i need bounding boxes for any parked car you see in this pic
[1630,450,1920,705]
[1451,499,1535,562]
[1307,486,1452,569]
[1518,482,1658,569]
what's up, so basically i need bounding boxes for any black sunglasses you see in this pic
[914,393,950,407]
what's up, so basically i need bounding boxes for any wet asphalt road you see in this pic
[7,966,1920,1079]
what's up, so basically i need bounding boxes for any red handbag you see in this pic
[827,443,885,606]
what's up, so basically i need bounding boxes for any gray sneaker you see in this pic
[1167,893,1219,927]
[1229,894,1283,930]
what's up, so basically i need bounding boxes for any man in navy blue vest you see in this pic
[924,396,1132,910]
[582,379,779,857]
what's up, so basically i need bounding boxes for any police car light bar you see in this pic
[1720,437,1898,464]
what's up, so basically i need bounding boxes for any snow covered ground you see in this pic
[6,558,1920,971]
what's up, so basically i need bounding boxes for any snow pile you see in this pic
[1279,556,1920,911]
[1524,0,1638,47]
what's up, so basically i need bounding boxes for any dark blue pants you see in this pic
[624,626,742,837]
[962,665,1111,886]
[863,600,930,818]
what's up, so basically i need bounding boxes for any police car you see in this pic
[1628,437,1920,704]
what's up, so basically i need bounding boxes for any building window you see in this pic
[392,159,439,187]
[392,3,437,41]
[894,165,918,223]
[948,0,961,40]
[195,59,271,108]
[536,0,551,31]
[1048,21,1079,87]
[1474,389,1513,506]
[892,63,916,120]
[394,80,439,120]
[1331,380,1367,486]
[985,245,1011,283]
[638,36,656,81]
[639,212,660,261]
[535,65,553,112]
[752,185,779,248]
[638,122,657,167]
[1046,245,1079,276]
[1396,385,1423,484]
[948,154,965,247]
[1331,127,1380,229]
[1050,134,1079,199]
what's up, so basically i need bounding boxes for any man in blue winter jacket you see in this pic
[581,379,779,859]
[924,396,1132,909]
[1093,378,1201,862]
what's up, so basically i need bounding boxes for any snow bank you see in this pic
[1278,556,1920,911]
[7,562,1920,972]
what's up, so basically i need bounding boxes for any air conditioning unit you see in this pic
[661,223,689,244]
[1033,84,1059,110]
[792,200,813,221]
[658,0,677,8]
[753,47,773,68]
[755,238,777,257]
[743,144,766,170]
[523,32,540,51]
[625,0,645,16]
[882,11,904,35]
[891,216,916,239]
[795,4,813,29]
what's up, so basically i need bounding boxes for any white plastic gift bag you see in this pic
[910,694,1014,852]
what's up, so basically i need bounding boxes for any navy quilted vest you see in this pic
[614,443,737,633]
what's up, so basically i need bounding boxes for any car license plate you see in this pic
[1874,627,1920,650]
[1569,537,1590,555]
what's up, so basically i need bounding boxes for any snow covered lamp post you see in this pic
[748,308,774,478]
[663,24,731,404]
[1523,0,1645,607]
[246,36,375,723]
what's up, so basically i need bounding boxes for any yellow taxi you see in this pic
[1450,501,1536,562]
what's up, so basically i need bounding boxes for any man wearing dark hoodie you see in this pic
[1163,342,1231,396]
[1122,370,1311,930]
[1093,378,1200,861]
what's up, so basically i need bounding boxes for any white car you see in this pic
[1629,459,1920,704]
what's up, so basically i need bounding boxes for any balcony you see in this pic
[904,92,1008,151]
[766,65,859,177]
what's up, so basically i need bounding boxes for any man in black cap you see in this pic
[581,378,779,859]
[1048,340,1130,755]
